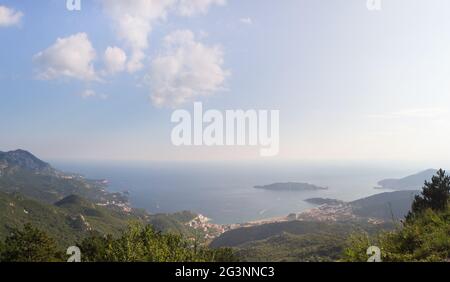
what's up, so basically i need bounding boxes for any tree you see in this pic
[0,240,4,262]
[78,232,114,262]
[343,169,450,262]
[407,169,450,220]
[0,222,236,262]
[79,223,237,262]
[342,232,372,262]
[0,224,63,262]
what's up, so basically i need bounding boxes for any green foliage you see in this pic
[407,169,450,220]
[0,240,4,257]
[343,169,450,262]
[211,220,391,262]
[234,232,347,262]
[0,223,237,262]
[147,211,201,240]
[0,191,81,247]
[79,223,236,262]
[0,224,63,262]
[0,149,146,247]
[380,208,450,261]
[0,192,143,248]
[74,232,114,262]
[343,207,450,262]
[342,233,372,262]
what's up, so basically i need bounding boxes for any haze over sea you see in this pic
[52,160,436,224]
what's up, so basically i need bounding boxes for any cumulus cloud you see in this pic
[148,30,229,107]
[33,33,98,81]
[101,0,226,73]
[101,0,175,73]
[103,46,127,74]
[0,5,23,27]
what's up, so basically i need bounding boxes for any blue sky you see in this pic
[1,0,450,164]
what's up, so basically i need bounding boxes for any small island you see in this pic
[254,182,328,191]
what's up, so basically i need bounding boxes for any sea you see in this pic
[52,160,429,224]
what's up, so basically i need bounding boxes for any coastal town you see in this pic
[183,201,387,240]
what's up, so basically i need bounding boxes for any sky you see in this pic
[1,0,450,164]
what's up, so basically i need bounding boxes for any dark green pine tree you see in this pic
[0,224,63,262]
[407,169,450,221]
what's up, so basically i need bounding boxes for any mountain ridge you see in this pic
[376,169,438,190]
[0,149,54,175]
[0,149,221,245]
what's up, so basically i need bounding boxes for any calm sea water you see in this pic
[52,160,425,224]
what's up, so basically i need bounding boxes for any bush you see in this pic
[0,224,63,262]
[0,223,237,262]
[343,169,450,262]
[79,223,237,262]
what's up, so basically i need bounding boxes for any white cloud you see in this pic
[101,0,226,73]
[0,6,23,27]
[33,33,98,81]
[101,0,175,73]
[176,0,226,16]
[239,17,252,25]
[148,30,229,107]
[103,46,127,74]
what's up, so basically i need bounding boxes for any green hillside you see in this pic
[147,211,199,237]
[0,150,203,248]
[344,169,450,262]
[233,232,345,262]
[0,191,79,246]
[350,190,420,220]
[0,191,142,247]
[210,220,393,262]
[0,150,127,205]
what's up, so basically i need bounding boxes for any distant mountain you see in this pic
[0,149,210,246]
[0,149,54,175]
[0,190,208,247]
[350,190,419,220]
[254,182,328,191]
[376,169,438,191]
[0,149,128,206]
[301,190,419,221]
